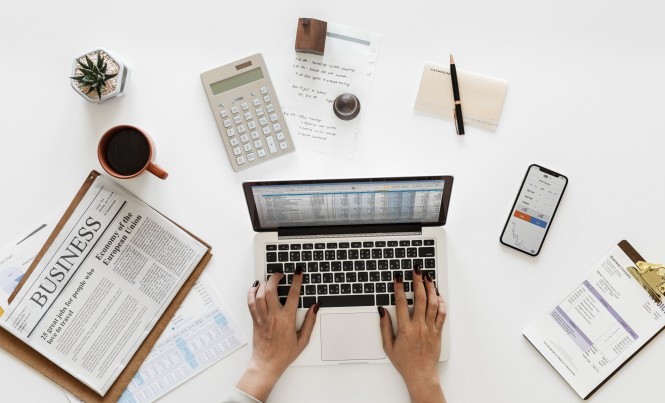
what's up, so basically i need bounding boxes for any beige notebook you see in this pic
[415,62,508,130]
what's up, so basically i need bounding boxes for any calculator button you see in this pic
[253,98,261,107]
[233,115,242,124]
[247,152,256,161]
[220,110,228,118]
[244,112,253,121]
[233,147,242,156]
[260,86,268,95]
[248,121,257,129]
[243,143,252,152]
[223,119,232,128]
[230,138,239,146]
[269,113,278,122]
[272,122,281,131]
[263,95,271,103]
[236,156,245,165]
[251,130,260,139]
[259,117,268,126]
[254,140,263,148]
[241,102,249,111]
[240,134,249,143]
[256,107,265,116]
[279,141,288,150]
[226,128,235,137]
[275,131,285,140]
[266,136,278,153]
[266,104,275,113]
[258,149,266,158]
[237,125,246,133]
[262,126,272,135]
[231,106,240,114]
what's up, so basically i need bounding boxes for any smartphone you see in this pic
[500,164,568,256]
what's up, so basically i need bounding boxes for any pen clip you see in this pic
[453,108,459,135]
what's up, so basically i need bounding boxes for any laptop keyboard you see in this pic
[264,239,437,308]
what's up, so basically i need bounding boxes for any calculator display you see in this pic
[210,67,264,95]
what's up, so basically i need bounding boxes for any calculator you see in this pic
[201,53,295,172]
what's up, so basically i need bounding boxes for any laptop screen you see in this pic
[243,176,453,231]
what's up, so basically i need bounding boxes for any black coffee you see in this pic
[106,128,150,175]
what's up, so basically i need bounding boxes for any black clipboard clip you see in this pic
[628,261,665,302]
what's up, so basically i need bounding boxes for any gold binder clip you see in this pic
[627,261,665,302]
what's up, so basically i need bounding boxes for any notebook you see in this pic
[415,62,508,131]
[243,176,453,365]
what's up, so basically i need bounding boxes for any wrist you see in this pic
[403,373,444,403]
[236,359,285,402]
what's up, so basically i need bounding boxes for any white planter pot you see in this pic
[70,48,129,103]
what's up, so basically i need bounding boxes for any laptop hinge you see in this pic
[277,224,422,239]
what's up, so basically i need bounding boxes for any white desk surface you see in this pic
[2,1,664,402]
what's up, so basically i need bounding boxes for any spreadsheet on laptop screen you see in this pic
[251,180,446,228]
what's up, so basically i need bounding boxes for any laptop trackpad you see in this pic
[320,313,386,361]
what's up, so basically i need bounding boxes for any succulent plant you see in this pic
[70,51,118,101]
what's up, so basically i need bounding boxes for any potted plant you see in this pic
[70,48,128,103]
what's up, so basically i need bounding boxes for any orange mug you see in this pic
[98,125,168,180]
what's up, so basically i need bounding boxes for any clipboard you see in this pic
[0,171,213,402]
[582,240,665,399]
[524,240,665,399]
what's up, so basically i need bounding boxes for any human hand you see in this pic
[236,269,318,402]
[378,267,447,403]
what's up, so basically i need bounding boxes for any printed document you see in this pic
[65,272,246,403]
[0,174,208,395]
[0,215,59,313]
[281,22,381,159]
[523,244,665,398]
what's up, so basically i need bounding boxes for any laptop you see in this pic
[243,175,453,365]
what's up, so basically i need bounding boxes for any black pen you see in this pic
[450,54,465,135]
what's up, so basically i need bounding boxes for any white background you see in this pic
[1,1,664,402]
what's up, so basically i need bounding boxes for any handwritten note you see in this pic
[281,23,380,159]
[284,111,337,139]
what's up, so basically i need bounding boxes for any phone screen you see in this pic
[500,164,567,256]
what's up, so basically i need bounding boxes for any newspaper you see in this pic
[0,174,208,396]
[66,272,246,403]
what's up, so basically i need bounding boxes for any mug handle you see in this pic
[146,162,168,180]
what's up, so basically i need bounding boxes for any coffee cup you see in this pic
[98,125,168,180]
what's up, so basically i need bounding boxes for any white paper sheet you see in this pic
[0,213,60,314]
[281,22,381,159]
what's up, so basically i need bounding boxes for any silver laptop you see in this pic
[243,176,453,365]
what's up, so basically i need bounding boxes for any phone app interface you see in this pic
[502,166,566,254]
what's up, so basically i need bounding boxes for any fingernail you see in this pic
[377,306,385,318]
[426,273,433,282]
[313,303,320,314]
[276,269,284,274]
[252,280,259,288]
[414,264,421,275]
[395,272,403,283]
[295,266,302,275]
